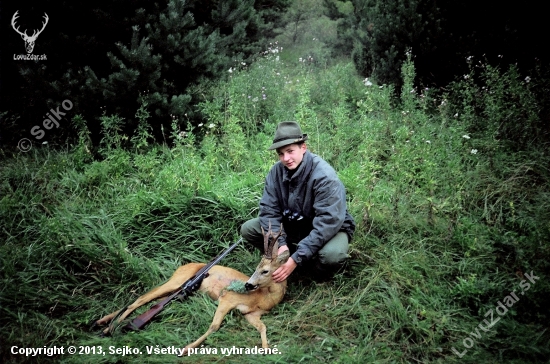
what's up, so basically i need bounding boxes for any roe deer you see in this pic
[93,224,288,353]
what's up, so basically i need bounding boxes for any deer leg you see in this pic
[95,264,204,333]
[180,299,235,355]
[244,311,269,348]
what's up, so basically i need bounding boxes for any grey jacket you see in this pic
[259,150,355,265]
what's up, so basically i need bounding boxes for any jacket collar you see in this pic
[282,150,313,182]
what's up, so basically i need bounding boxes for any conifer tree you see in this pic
[344,0,441,87]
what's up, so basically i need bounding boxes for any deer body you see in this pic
[94,226,287,353]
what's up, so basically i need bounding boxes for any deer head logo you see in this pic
[11,11,49,54]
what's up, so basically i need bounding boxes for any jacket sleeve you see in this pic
[259,167,287,247]
[291,176,345,265]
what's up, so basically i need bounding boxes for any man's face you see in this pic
[276,143,307,170]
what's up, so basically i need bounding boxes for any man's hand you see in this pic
[273,245,296,282]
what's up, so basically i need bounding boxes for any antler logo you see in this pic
[11,10,49,54]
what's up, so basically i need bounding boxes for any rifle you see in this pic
[120,238,242,332]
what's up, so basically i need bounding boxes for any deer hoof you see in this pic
[177,347,189,357]
[89,319,99,330]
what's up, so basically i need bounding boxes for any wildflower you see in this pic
[454,113,459,118]
[425,140,431,144]
[525,76,531,83]
[463,74,470,80]
[228,67,233,73]
[276,72,280,76]
[248,95,251,98]
[208,123,215,128]
[198,123,203,127]
[241,62,246,66]
[471,149,478,154]
[276,56,279,61]
[179,131,186,138]
[363,78,373,86]
[262,94,267,100]
[252,97,258,102]
[462,134,470,139]
[299,58,302,62]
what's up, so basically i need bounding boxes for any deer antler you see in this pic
[31,13,49,39]
[11,11,27,38]
[262,221,284,259]
[11,11,48,40]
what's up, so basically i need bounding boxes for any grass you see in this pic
[1,45,549,363]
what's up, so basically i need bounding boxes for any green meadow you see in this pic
[1,47,549,363]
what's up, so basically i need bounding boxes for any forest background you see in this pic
[1,0,549,362]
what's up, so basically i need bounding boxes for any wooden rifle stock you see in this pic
[122,288,185,331]
[121,238,242,332]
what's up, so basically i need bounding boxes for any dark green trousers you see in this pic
[240,217,349,269]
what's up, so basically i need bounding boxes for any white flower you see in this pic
[454,113,459,118]
[228,68,233,73]
[276,72,280,76]
[425,140,431,144]
[198,123,203,127]
[471,149,478,154]
[241,62,246,66]
[525,76,531,83]
[208,123,215,128]
[299,58,303,62]
[276,56,279,61]
[462,134,470,139]
[363,78,372,86]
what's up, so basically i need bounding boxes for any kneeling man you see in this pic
[241,121,355,282]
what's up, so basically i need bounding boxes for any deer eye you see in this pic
[261,270,269,275]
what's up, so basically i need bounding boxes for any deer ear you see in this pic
[276,249,290,265]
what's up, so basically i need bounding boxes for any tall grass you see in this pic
[1,47,549,363]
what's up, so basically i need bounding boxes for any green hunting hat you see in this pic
[268,121,308,150]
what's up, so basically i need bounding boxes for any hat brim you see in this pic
[268,134,308,150]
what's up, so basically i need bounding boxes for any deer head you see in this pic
[245,222,289,291]
[12,11,49,54]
